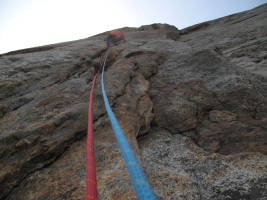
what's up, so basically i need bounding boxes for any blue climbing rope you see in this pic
[100,51,157,200]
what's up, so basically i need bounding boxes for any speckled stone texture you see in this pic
[0,3,267,200]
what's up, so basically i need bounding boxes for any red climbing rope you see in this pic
[85,30,126,200]
[86,74,98,200]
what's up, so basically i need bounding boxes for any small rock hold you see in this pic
[209,110,237,122]
[15,139,32,148]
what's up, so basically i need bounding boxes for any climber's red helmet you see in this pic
[106,30,126,47]
[110,30,125,40]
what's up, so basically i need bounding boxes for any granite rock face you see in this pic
[0,4,267,200]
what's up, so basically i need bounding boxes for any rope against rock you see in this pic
[100,50,157,200]
[86,74,98,200]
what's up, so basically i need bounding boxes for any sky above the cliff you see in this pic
[0,0,266,54]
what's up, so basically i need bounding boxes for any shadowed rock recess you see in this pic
[1,4,267,200]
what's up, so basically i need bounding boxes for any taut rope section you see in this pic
[100,51,157,200]
[86,74,98,200]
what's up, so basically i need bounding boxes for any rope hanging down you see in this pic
[86,74,98,200]
[100,51,157,200]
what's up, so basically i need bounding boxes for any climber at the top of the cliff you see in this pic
[106,30,126,48]
[98,30,126,71]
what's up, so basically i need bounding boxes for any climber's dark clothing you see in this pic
[106,30,126,47]
[97,30,126,73]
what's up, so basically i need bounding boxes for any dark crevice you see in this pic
[125,51,144,58]
[136,131,151,141]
